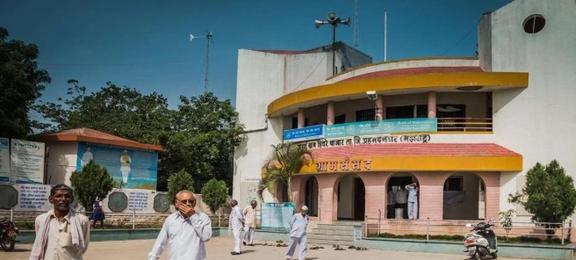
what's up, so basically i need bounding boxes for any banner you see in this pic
[77,142,158,190]
[283,125,324,142]
[0,138,9,183]
[261,202,295,231]
[10,139,45,184]
[13,184,52,211]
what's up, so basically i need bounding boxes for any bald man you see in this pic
[148,190,212,260]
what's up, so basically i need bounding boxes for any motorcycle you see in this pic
[464,221,498,260]
[0,218,19,252]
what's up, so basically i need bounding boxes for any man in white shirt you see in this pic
[242,200,257,246]
[286,205,309,260]
[148,190,212,260]
[405,183,419,220]
[29,184,90,260]
[228,200,244,255]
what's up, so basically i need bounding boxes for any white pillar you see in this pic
[427,92,437,118]
[327,102,335,125]
[298,108,305,128]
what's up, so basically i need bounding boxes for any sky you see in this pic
[1,0,512,111]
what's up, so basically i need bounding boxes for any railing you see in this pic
[363,215,572,245]
[437,117,492,132]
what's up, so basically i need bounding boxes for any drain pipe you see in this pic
[242,117,269,134]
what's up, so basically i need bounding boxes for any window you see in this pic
[355,109,375,122]
[523,14,545,34]
[437,104,465,118]
[335,114,346,124]
[291,117,309,128]
[444,176,464,191]
[386,106,414,119]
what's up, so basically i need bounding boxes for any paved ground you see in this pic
[1,237,528,260]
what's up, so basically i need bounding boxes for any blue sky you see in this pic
[1,0,511,110]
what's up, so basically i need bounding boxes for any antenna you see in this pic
[354,0,359,47]
[384,10,388,62]
[189,31,213,92]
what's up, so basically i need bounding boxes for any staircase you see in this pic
[307,221,361,246]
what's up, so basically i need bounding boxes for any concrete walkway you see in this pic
[0,237,529,259]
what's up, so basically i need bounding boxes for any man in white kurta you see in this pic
[228,200,244,255]
[148,191,212,260]
[286,205,309,260]
[242,200,257,246]
[405,183,419,220]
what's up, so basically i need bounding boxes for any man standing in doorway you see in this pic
[29,184,91,260]
[286,205,309,260]
[405,182,419,220]
[148,190,212,260]
[229,200,244,255]
[243,200,257,246]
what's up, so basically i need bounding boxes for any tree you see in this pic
[258,143,310,202]
[167,169,195,204]
[0,27,51,138]
[509,160,576,234]
[201,178,229,215]
[160,92,244,192]
[70,161,115,211]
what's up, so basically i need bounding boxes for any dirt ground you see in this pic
[0,236,527,260]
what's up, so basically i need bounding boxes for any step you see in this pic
[314,225,355,231]
[310,229,353,236]
[307,233,354,241]
[307,237,355,246]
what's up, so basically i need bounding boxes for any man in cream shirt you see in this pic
[242,200,257,246]
[148,190,212,260]
[29,184,90,260]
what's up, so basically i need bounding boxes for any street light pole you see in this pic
[315,12,351,76]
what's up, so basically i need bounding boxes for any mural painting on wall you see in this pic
[76,142,158,190]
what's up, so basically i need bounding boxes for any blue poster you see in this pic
[283,125,324,142]
[76,142,158,190]
[261,202,295,231]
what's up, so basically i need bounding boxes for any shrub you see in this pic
[167,169,195,203]
[201,178,229,214]
[70,161,115,211]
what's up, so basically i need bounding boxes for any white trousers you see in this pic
[286,235,307,260]
[232,228,242,253]
[408,202,418,220]
[243,227,255,245]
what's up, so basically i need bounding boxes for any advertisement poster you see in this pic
[76,142,158,190]
[0,138,9,183]
[261,202,295,231]
[13,184,52,211]
[10,139,45,184]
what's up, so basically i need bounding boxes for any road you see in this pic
[0,236,529,260]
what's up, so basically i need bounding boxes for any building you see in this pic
[233,0,576,231]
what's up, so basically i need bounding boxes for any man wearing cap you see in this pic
[286,205,309,260]
[228,200,244,255]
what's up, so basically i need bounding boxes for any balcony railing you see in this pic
[437,117,493,132]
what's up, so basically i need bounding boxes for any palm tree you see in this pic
[258,143,310,202]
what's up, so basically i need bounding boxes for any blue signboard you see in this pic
[261,202,295,231]
[76,142,158,190]
[283,125,324,141]
[325,118,437,138]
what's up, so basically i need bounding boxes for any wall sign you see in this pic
[10,139,45,184]
[316,159,373,172]
[301,134,431,149]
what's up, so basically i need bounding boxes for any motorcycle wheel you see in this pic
[0,235,15,252]
[491,253,498,259]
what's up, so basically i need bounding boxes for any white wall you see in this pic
[46,142,78,186]
[482,0,576,218]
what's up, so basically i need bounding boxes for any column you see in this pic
[477,172,500,220]
[290,175,306,210]
[327,102,335,125]
[416,172,451,220]
[297,108,305,128]
[316,174,340,223]
[427,92,437,118]
[375,95,384,120]
[360,173,391,220]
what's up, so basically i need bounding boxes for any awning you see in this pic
[38,128,164,152]
[299,143,522,173]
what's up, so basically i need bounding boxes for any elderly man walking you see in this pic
[229,200,244,255]
[242,200,257,246]
[286,205,309,260]
[148,190,212,260]
[29,184,91,260]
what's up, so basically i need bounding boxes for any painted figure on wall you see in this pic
[81,147,93,168]
[120,150,132,184]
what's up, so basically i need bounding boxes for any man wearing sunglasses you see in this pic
[148,190,212,260]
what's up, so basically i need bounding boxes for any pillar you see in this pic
[327,102,335,125]
[415,172,451,220]
[427,92,437,118]
[375,95,384,120]
[297,108,305,128]
[359,173,391,220]
[477,172,500,220]
[316,174,340,223]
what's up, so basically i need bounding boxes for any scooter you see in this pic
[464,221,498,259]
[0,218,19,252]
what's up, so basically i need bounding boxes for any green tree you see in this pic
[258,143,309,202]
[201,178,229,215]
[160,92,244,192]
[0,27,51,138]
[70,161,115,211]
[167,169,195,203]
[509,160,576,234]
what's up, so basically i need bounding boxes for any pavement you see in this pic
[0,236,528,260]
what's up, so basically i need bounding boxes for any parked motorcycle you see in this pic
[464,221,498,259]
[0,218,19,252]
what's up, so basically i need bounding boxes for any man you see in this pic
[286,205,309,260]
[148,190,212,260]
[228,199,244,255]
[242,200,257,246]
[29,184,90,260]
[405,182,419,220]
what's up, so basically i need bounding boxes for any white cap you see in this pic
[301,205,309,211]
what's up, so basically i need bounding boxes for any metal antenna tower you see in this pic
[189,32,213,92]
[354,0,359,47]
